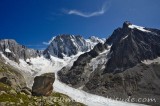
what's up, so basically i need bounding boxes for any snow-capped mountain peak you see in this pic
[44,34,105,58]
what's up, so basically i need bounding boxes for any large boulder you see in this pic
[32,73,55,96]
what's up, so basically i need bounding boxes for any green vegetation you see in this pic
[0,60,85,106]
[0,82,12,92]
[0,82,85,106]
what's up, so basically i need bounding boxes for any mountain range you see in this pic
[0,21,160,106]
[58,21,160,106]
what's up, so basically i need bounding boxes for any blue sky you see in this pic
[0,0,160,49]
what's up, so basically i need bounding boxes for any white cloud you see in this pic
[42,42,50,45]
[64,2,110,18]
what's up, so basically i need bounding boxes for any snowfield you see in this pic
[54,74,146,106]
[0,52,83,87]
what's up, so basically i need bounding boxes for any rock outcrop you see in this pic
[32,73,55,96]
[84,63,160,106]
[0,59,26,91]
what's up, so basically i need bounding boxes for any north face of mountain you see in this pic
[0,39,41,63]
[104,21,160,73]
[43,34,105,58]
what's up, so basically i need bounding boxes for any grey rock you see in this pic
[9,89,17,95]
[0,91,7,95]
[0,102,7,106]
[21,87,32,95]
[32,73,55,96]
[0,59,26,91]
[0,39,41,63]
[84,63,160,106]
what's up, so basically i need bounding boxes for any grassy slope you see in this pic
[0,60,85,106]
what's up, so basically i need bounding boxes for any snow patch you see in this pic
[142,57,160,65]
[89,36,105,44]
[86,36,105,50]
[122,35,128,40]
[128,24,151,33]
[89,46,111,71]
[19,56,62,76]
[5,48,11,53]
[62,51,84,68]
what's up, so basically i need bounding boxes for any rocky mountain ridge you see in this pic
[0,39,41,63]
[104,21,160,73]
[0,35,104,61]
[58,22,160,106]
[43,34,105,59]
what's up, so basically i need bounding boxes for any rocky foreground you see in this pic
[0,58,85,106]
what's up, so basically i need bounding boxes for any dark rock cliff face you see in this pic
[58,22,160,106]
[58,43,108,87]
[0,39,41,63]
[104,22,160,73]
[84,63,160,106]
